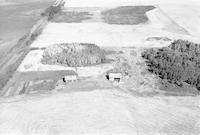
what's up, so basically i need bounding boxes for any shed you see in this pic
[63,75,77,82]
[106,72,122,82]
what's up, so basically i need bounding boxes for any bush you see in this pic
[41,43,106,67]
[142,39,200,90]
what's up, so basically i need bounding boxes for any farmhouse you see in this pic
[106,72,122,82]
[63,75,77,82]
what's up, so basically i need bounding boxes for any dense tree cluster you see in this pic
[142,39,200,90]
[41,43,106,67]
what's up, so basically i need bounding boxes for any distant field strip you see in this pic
[30,22,175,48]
[15,70,77,81]
[101,6,155,25]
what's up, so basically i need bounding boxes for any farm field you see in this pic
[1,45,200,134]
[0,0,54,53]
[30,22,183,49]
[0,0,55,92]
[3,1,200,99]
[30,5,198,50]
[0,88,200,134]
[63,0,200,7]
[0,0,200,134]
[158,4,200,37]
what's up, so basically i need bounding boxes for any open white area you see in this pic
[31,22,190,49]
[30,4,200,49]
[158,4,200,36]
[63,0,200,7]
[2,0,200,134]
[77,64,113,77]
[0,89,200,134]
[2,1,200,134]
[62,0,200,37]
[18,50,75,72]
[18,50,113,77]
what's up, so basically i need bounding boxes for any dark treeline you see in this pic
[142,39,200,90]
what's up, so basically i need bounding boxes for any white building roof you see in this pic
[109,73,122,78]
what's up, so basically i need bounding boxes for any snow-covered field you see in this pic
[77,64,113,77]
[24,3,200,78]
[63,0,200,37]
[30,22,184,49]
[0,89,200,135]
[18,50,75,72]
[0,0,15,6]
[30,4,200,49]
[18,50,113,77]
[63,0,200,7]
[159,4,200,36]
[3,0,200,134]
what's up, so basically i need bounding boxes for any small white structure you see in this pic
[63,75,77,82]
[107,72,122,82]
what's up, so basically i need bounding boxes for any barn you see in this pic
[63,75,77,82]
[106,72,122,82]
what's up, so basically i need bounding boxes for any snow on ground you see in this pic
[2,1,200,134]
[18,50,113,77]
[17,50,75,72]
[30,4,200,49]
[63,0,200,7]
[31,22,184,49]
[0,89,200,135]
[158,4,200,37]
[62,0,200,38]
[77,64,113,77]
[0,0,15,6]
[148,7,190,35]
[145,8,164,29]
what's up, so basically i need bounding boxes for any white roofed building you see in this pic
[106,72,122,82]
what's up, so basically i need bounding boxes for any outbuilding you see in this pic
[63,75,77,83]
[106,72,122,82]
